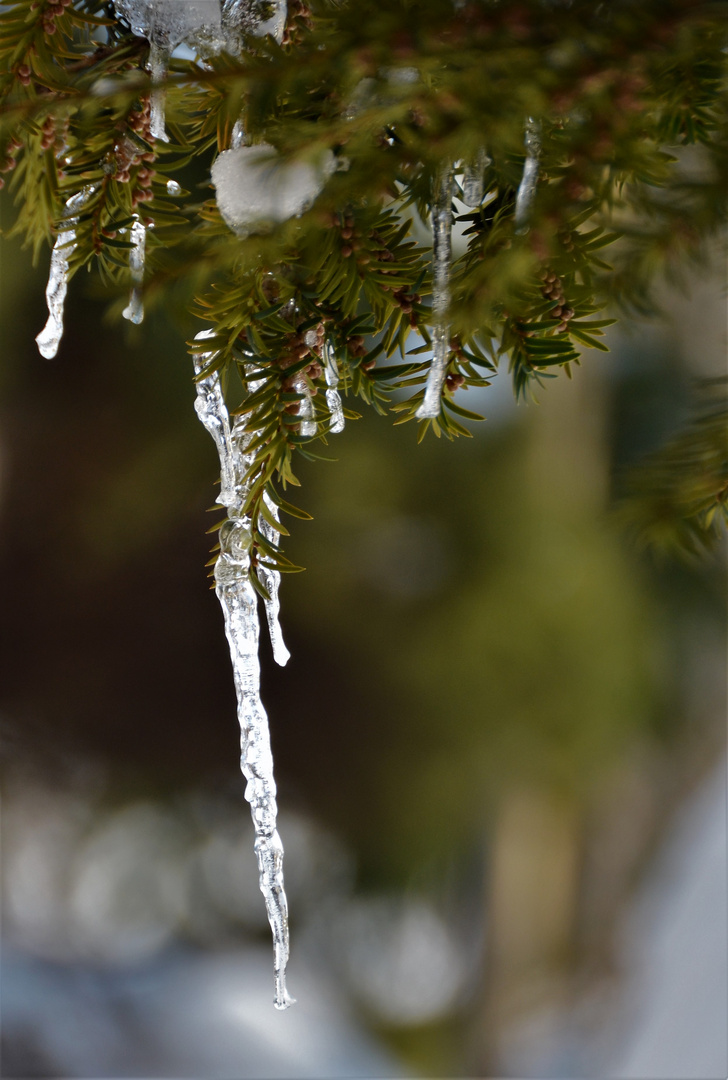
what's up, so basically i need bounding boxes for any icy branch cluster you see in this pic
[113,0,287,140]
[193,331,295,1009]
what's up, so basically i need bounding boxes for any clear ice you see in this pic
[36,188,93,360]
[461,147,491,208]
[148,39,171,142]
[258,492,291,668]
[193,331,294,1009]
[416,165,454,420]
[122,217,146,324]
[322,339,345,434]
[514,118,541,233]
[292,371,317,437]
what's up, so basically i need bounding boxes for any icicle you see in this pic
[293,373,317,437]
[257,492,291,667]
[462,147,492,208]
[322,339,345,434]
[122,217,146,324]
[514,118,541,233]
[36,188,93,360]
[214,523,294,1010]
[192,330,237,507]
[193,335,294,1009]
[416,164,454,420]
[148,39,171,143]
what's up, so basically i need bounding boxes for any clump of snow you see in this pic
[211,143,336,236]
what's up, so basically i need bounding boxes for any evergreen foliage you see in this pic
[1,0,727,568]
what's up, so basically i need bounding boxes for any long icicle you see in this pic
[193,335,294,1009]
[514,118,541,233]
[36,188,93,359]
[416,164,454,420]
[122,217,146,324]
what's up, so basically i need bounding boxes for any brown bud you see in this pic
[341,245,353,258]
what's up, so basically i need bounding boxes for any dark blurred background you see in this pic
[1,187,726,1078]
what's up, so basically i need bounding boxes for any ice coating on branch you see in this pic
[323,339,345,434]
[222,0,287,46]
[36,188,93,360]
[193,330,237,507]
[211,143,336,236]
[122,218,146,324]
[462,148,492,208]
[514,118,541,233]
[416,165,454,420]
[192,332,294,1009]
[258,492,291,667]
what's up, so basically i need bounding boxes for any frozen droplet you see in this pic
[514,118,541,233]
[166,179,182,195]
[122,217,146,324]
[35,188,94,360]
[211,143,336,236]
[323,339,345,434]
[416,165,454,420]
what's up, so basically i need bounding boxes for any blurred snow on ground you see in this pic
[608,762,728,1079]
[0,945,405,1078]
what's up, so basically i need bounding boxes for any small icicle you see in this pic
[192,330,237,507]
[231,117,246,149]
[462,147,492,208]
[122,217,146,324]
[293,374,317,437]
[416,164,454,420]
[36,188,93,359]
[514,118,541,234]
[193,336,294,1009]
[257,492,291,667]
[148,39,171,143]
[322,339,345,434]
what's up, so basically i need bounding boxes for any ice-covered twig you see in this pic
[461,147,492,208]
[193,331,237,507]
[36,188,94,360]
[323,339,345,434]
[192,333,294,1009]
[514,118,541,233]
[416,164,454,420]
[122,217,146,324]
